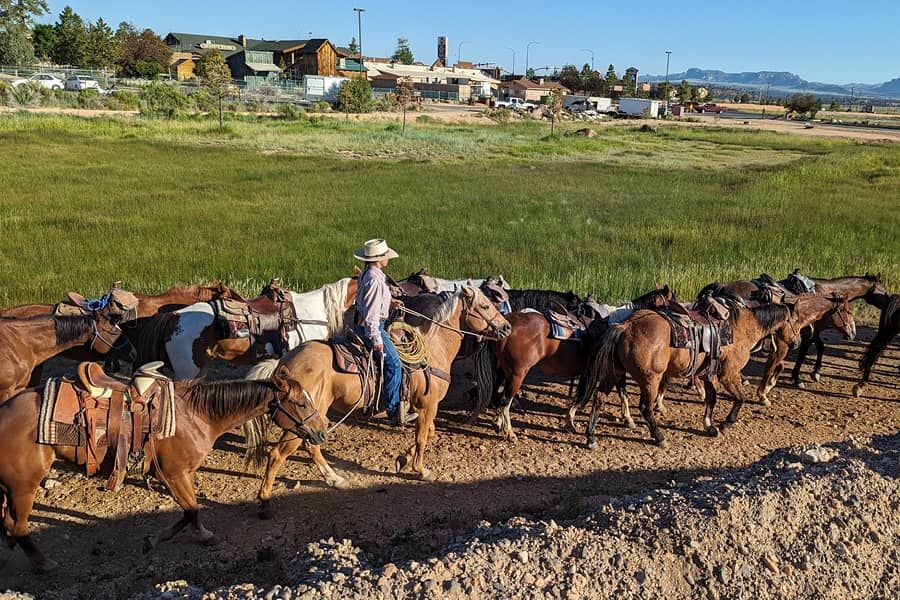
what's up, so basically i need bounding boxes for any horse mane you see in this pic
[631,287,673,310]
[751,303,791,331]
[430,291,461,327]
[509,289,582,311]
[322,277,352,337]
[400,294,445,331]
[53,315,94,344]
[178,379,276,421]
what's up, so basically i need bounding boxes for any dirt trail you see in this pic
[0,328,896,599]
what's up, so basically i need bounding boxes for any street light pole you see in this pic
[525,41,539,79]
[505,46,516,78]
[457,40,470,67]
[353,8,365,75]
[663,50,672,112]
[580,48,594,72]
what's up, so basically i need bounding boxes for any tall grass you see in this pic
[0,113,896,309]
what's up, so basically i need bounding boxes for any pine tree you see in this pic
[0,0,49,29]
[347,36,358,56]
[84,17,115,69]
[0,24,34,66]
[31,22,54,60]
[604,64,618,94]
[579,63,593,94]
[391,37,413,65]
[52,5,87,66]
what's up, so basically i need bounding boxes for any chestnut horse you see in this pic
[577,288,795,448]
[1,283,241,381]
[491,287,675,441]
[0,286,139,403]
[757,294,856,404]
[853,293,900,397]
[724,273,887,385]
[244,286,510,515]
[138,277,359,380]
[0,375,326,572]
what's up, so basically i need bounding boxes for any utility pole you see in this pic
[580,48,594,72]
[505,46,516,78]
[663,50,672,114]
[526,41,539,79]
[353,7,365,76]
[457,40,470,67]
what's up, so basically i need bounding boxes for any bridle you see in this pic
[268,387,325,445]
[399,290,508,342]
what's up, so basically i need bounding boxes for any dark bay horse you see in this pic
[244,286,510,514]
[0,287,140,403]
[853,293,899,397]
[577,289,794,448]
[724,273,887,385]
[0,376,326,572]
[491,287,675,441]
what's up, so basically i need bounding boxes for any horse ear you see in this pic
[662,284,670,294]
[461,285,474,298]
[467,278,474,287]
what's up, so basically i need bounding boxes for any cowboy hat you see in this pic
[354,238,399,262]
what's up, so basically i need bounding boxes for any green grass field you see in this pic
[0,112,897,310]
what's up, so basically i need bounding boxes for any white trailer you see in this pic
[304,75,348,103]
[618,97,661,117]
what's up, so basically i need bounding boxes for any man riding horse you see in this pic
[354,238,416,425]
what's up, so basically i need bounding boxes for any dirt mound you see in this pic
[138,434,899,599]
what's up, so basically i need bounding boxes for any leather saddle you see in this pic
[782,269,816,295]
[38,361,175,491]
[544,300,603,341]
[213,278,299,358]
[393,268,439,298]
[658,302,734,378]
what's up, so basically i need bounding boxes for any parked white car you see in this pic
[496,97,537,110]
[11,73,64,90]
[65,75,103,92]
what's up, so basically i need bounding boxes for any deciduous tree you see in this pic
[198,50,232,127]
[115,22,171,78]
[558,64,581,94]
[785,93,822,117]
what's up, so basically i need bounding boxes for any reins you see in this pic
[398,303,504,342]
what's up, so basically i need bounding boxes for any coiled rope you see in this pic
[387,321,427,364]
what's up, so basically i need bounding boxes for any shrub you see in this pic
[338,77,373,113]
[77,88,102,109]
[487,107,512,123]
[10,81,40,106]
[191,89,217,114]
[139,82,188,118]
[107,90,139,111]
[0,81,11,106]
[309,100,332,113]
[278,103,307,121]
[416,114,434,124]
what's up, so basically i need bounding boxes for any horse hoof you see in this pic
[257,506,274,521]
[586,439,597,450]
[329,477,350,490]
[33,559,59,574]
[760,396,771,407]
[656,438,669,449]
[706,426,720,438]
[419,470,435,482]
[852,385,862,398]
[794,380,805,389]
[812,372,821,383]
[201,534,219,547]
[142,536,156,554]
[395,455,408,474]
[625,420,637,430]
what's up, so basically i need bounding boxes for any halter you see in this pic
[268,389,325,445]
[399,290,508,342]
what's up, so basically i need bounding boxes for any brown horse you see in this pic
[853,293,900,397]
[723,273,887,385]
[0,374,326,572]
[245,286,510,516]
[491,287,675,441]
[757,294,856,404]
[0,286,139,403]
[578,288,794,448]
[1,283,241,382]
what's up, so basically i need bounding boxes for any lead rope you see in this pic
[397,306,503,342]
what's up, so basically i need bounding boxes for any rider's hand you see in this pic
[374,343,384,353]
[390,298,404,309]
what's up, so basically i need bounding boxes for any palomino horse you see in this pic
[1,283,241,380]
[139,277,358,380]
[757,295,856,404]
[245,286,510,515]
[0,286,139,403]
[0,374,326,572]
[853,293,899,397]
[724,273,887,385]
[577,288,795,448]
[492,287,676,441]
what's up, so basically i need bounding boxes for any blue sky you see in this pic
[41,1,900,84]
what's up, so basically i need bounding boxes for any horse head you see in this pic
[827,294,856,341]
[269,365,329,446]
[66,283,140,355]
[460,286,512,339]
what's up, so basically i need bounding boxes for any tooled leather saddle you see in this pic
[37,361,176,491]
[212,278,301,359]
[657,297,735,378]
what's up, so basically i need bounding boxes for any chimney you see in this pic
[538,78,544,86]
[239,34,247,47]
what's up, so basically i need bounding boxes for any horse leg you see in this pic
[144,470,213,552]
[618,376,636,429]
[654,376,669,416]
[497,369,526,442]
[853,330,891,397]
[636,375,666,447]
[585,391,607,450]
[307,442,348,490]
[8,486,55,572]
[758,340,789,406]
[721,369,750,431]
[411,402,438,481]
[702,377,719,437]
[693,376,706,402]
[790,328,814,387]
[257,431,304,519]
[811,332,826,383]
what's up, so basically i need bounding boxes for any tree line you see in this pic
[0,3,171,77]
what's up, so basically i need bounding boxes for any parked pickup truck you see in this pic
[496,97,537,110]
[696,103,726,114]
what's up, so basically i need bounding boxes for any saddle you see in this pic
[544,300,606,341]
[37,361,176,491]
[212,278,299,358]
[658,301,734,378]
[783,269,816,295]
[393,268,439,297]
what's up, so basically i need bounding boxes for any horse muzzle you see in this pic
[497,322,513,339]
[306,429,327,446]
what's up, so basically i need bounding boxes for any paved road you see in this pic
[694,109,900,133]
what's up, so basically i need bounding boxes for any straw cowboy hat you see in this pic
[354,238,399,262]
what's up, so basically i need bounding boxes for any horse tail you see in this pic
[247,358,279,381]
[133,312,177,368]
[574,323,626,410]
[861,294,900,372]
[467,343,498,422]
